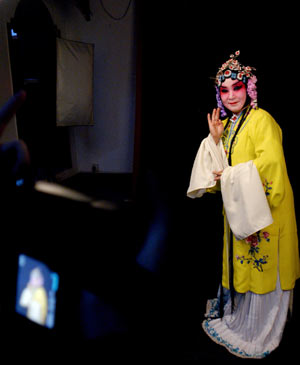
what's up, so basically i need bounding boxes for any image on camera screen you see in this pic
[15,254,59,329]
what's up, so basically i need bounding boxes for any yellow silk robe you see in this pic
[219,107,300,294]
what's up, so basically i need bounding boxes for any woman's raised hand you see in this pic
[207,107,224,145]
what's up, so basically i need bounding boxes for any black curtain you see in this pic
[135,2,300,349]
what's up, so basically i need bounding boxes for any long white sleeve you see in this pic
[187,134,228,198]
[187,134,273,240]
[221,162,273,240]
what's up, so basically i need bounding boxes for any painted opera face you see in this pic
[219,78,247,115]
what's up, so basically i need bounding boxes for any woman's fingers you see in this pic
[207,112,211,124]
[213,170,223,181]
[207,108,223,145]
[209,108,221,124]
[212,108,216,121]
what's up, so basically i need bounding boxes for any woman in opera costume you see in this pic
[187,50,300,358]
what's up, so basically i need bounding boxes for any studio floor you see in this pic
[42,172,300,362]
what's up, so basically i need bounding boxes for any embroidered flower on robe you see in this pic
[263,179,273,196]
[237,230,270,272]
[245,234,258,246]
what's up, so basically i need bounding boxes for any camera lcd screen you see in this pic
[15,254,59,329]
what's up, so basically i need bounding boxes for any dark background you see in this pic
[134,2,300,361]
[2,2,299,361]
[139,3,298,189]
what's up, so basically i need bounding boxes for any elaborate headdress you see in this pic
[215,50,258,117]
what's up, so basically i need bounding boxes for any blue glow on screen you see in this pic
[16,179,24,187]
[11,29,18,38]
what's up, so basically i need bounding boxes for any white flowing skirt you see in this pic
[202,275,291,359]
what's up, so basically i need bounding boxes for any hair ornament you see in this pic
[247,75,258,109]
[215,86,227,117]
[215,50,255,87]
